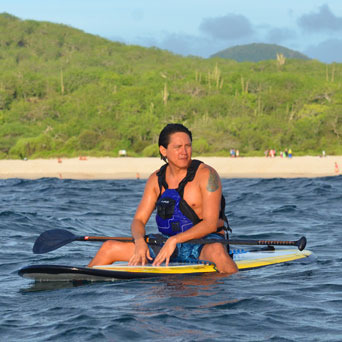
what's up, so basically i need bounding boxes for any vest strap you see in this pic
[156,163,169,193]
[156,159,202,196]
[177,160,202,197]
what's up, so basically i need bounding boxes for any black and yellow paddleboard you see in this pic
[18,249,314,282]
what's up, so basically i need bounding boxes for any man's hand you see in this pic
[152,236,177,266]
[128,238,152,266]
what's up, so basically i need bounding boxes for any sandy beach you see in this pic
[0,156,341,179]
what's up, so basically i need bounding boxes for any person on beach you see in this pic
[88,123,238,274]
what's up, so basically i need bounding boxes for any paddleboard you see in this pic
[18,248,313,282]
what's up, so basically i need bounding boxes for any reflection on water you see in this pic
[20,280,93,293]
[151,273,229,298]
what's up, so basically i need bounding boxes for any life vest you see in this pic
[155,160,229,236]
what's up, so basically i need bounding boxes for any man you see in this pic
[88,124,238,274]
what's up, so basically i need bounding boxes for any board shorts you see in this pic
[147,233,229,263]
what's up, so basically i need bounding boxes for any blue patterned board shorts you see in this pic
[147,233,227,263]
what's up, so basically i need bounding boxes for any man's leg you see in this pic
[199,243,238,274]
[88,241,135,267]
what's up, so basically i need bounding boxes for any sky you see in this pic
[1,0,342,63]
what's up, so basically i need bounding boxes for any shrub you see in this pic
[142,143,159,157]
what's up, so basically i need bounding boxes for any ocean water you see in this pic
[1,176,342,341]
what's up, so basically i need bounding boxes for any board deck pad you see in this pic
[18,249,313,282]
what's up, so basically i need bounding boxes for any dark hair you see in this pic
[158,123,192,162]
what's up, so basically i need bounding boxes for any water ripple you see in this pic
[0,176,341,341]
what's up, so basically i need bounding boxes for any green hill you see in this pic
[211,43,310,62]
[0,13,341,159]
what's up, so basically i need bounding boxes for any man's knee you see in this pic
[101,240,122,254]
[202,242,226,259]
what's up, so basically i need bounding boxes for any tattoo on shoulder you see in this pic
[207,168,219,192]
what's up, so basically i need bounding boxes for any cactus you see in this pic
[276,53,286,67]
[162,83,169,105]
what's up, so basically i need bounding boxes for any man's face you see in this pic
[160,132,192,167]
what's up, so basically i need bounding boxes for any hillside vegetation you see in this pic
[211,43,310,62]
[0,13,341,159]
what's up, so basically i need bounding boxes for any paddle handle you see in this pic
[231,236,306,251]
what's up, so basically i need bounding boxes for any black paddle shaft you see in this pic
[147,236,307,251]
[33,229,307,254]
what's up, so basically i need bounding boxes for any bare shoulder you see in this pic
[147,169,159,183]
[145,170,160,193]
[134,170,160,220]
[197,163,221,192]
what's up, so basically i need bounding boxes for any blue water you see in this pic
[1,176,342,341]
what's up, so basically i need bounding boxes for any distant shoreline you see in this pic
[1,156,341,180]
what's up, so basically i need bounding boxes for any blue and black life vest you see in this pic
[155,159,230,236]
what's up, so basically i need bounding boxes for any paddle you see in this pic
[33,229,307,254]
[32,229,133,254]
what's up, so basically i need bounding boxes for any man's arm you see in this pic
[129,172,159,265]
